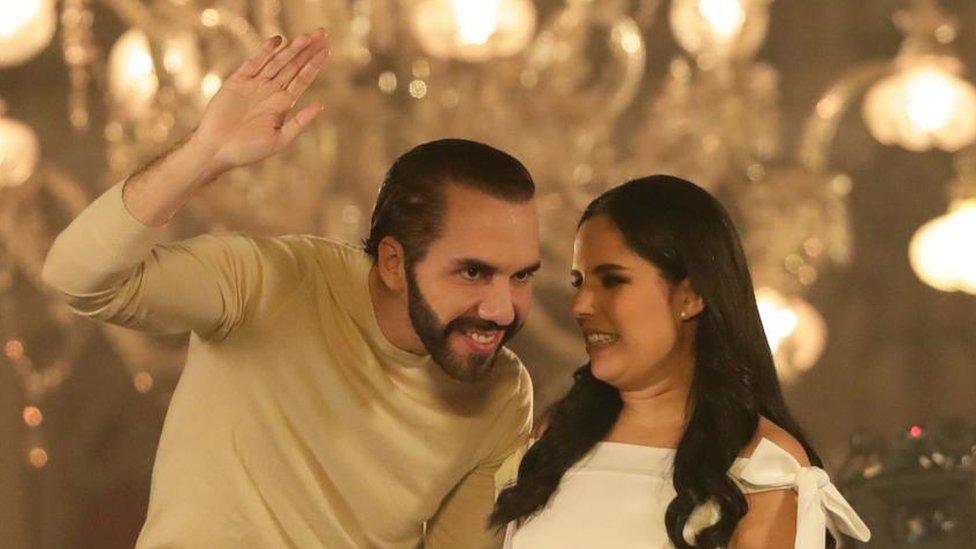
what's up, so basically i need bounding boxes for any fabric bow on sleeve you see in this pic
[735,438,871,548]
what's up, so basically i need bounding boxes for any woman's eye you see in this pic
[602,276,626,288]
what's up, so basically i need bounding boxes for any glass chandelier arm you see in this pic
[797,61,892,172]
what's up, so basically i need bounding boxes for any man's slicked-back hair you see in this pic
[363,139,535,266]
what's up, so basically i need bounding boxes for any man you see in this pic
[42,28,539,548]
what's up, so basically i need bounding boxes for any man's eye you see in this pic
[513,271,535,283]
[461,267,483,280]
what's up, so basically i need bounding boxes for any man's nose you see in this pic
[478,279,516,327]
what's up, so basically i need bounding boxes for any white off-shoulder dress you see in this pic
[495,438,871,548]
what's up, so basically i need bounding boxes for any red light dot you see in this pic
[909,425,923,438]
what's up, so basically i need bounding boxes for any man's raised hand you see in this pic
[190,28,328,175]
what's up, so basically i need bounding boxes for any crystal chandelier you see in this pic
[0,0,878,449]
[909,149,976,295]
[861,0,976,152]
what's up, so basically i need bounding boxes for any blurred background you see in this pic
[2,0,976,547]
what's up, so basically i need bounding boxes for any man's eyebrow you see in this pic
[516,261,543,275]
[451,259,542,275]
[453,258,499,275]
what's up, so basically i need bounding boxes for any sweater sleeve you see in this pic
[41,181,306,340]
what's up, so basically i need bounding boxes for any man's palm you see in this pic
[194,29,328,171]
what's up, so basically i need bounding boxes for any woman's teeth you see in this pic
[586,333,619,345]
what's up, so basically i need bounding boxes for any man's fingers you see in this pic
[234,35,283,79]
[278,102,324,146]
[286,49,329,99]
[260,33,312,80]
[274,37,325,90]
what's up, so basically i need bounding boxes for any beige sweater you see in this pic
[41,182,533,548]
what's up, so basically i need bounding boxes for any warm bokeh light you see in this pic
[909,199,976,294]
[28,447,49,468]
[4,339,25,360]
[698,0,746,39]
[201,72,222,102]
[863,61,976,152]
[133,371,154,394]
[22,406,43,428]
[0,117,40,188]
[451,0,502,45]
[0,0,56,68]
[411,0,537,62]
[669,0,771,61]
[756,288,827,382]
[109,30,159,115]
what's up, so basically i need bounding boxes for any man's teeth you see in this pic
[465,331,497,344]
[586,333,618,345]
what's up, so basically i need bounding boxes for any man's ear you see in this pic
[675,278,705,320]
[377,236,407,293]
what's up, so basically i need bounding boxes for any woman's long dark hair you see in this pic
[490,175,828,547]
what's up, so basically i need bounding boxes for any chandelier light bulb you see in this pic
[909,199,976,294]
[0,116,40,188]
[863,61,976,152]
[0,0,57,68]
[669,0,771,62]
[451,0,502,45]
[411,0,537,62]
[755,287,827,382]
[109,30,160,116]
[698,0,746,40]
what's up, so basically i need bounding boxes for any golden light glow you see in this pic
[4,340,25,360]
[28,447,49,468]
[201,72,223,102]
[698,0,746,39]
[451,0,502,45]
[133,372,154,393]
[756,288,827,382]
[411,0,537,62]
[108,30,159,115]
[0,117,40,188]
[0,0,56,68]
[863,61,976,152]
[670,0,771,61]
[22,406,43,427]
[909,199,976,294]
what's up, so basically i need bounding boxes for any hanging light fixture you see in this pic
[669,0,772,66]
[0,0,57,68]
[861,0,976,152]
[909,156,976,294]
[756,287,828,382]
[410,0,537,62]
[863,58,976,152]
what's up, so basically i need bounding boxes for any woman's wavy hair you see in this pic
[490,175,828,547]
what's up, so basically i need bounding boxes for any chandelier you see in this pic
[11,0,970,467]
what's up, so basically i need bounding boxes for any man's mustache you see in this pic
[444,316,520,336]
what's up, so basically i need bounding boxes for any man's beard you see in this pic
[405,267,522,383]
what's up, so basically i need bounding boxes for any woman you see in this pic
[491,176,870,548]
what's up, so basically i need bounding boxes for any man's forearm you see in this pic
[122,134,226,227]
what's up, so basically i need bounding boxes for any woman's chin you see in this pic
[589,357,622,386]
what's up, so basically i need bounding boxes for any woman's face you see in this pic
[571,215,699,391]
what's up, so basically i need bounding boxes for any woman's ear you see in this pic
[377,236,407,293]
[675,278,705,320]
